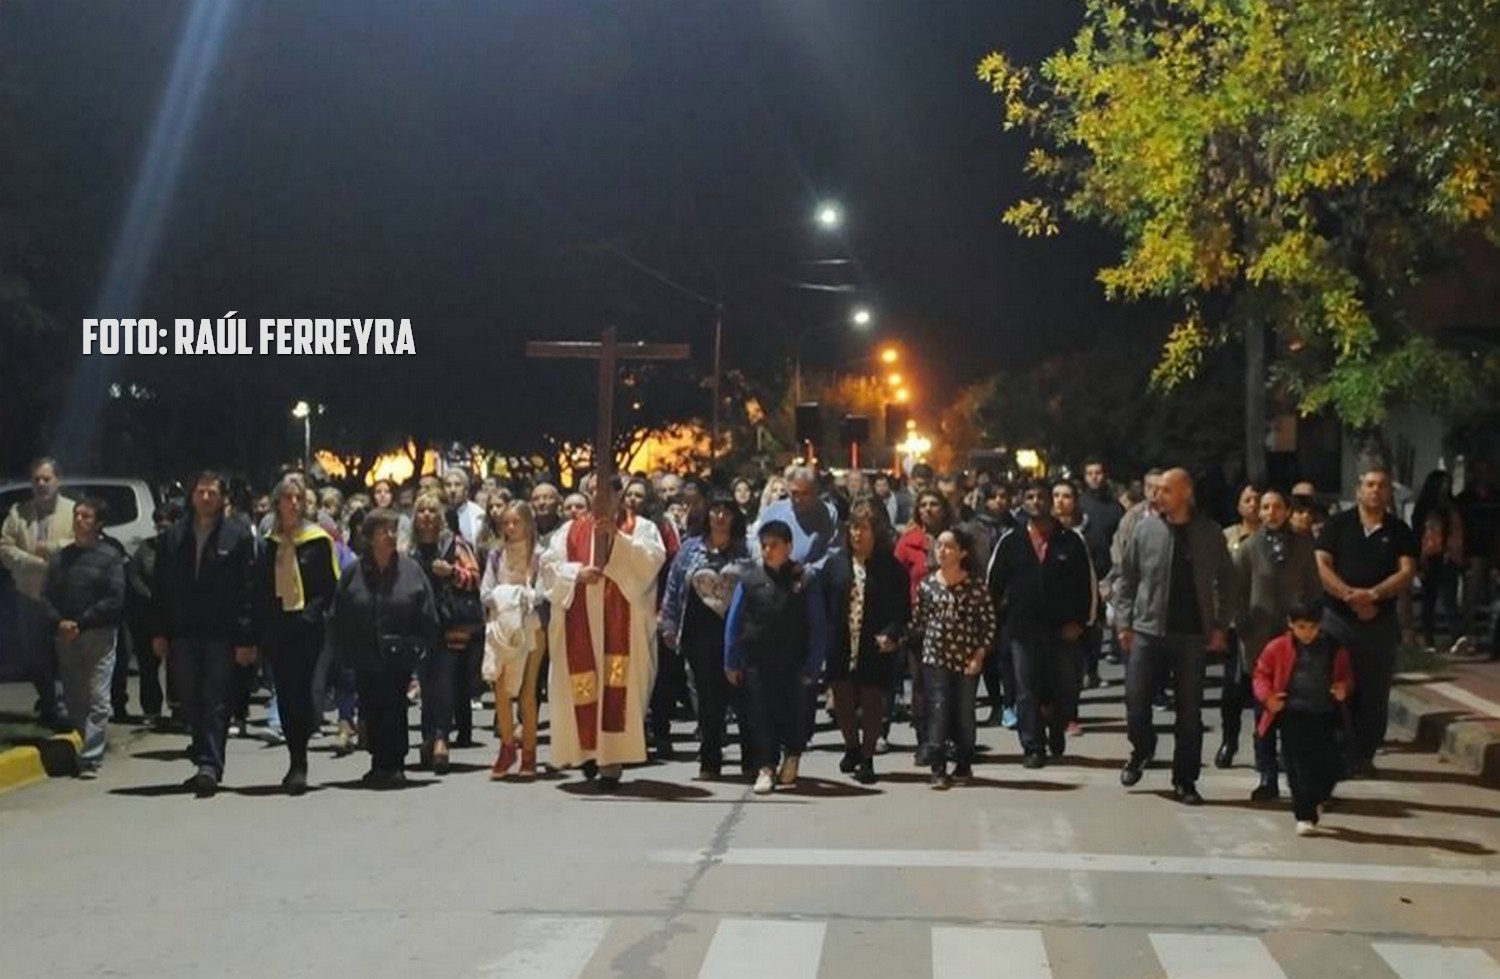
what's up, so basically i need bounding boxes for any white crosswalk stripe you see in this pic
[932,927,1052,978]
[698,919,827,979]
[475,916,611,979]
[468,916,1500,978]
[1374,943,1500,979]
[1150,933,1288,978]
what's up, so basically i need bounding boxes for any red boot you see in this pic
[489,742,518,781]
[519,746,537,778]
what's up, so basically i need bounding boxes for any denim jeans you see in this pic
[922,664,978,771]
[1124,633,1207,785]
[170,638,235,777]
[418,647,456,743]
[57,627,116,765]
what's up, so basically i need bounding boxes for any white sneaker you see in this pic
[1295,820,1318,837]
[753,769,775,795]
[777,755,800,786]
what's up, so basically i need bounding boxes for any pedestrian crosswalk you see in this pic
[475,915,1500,979]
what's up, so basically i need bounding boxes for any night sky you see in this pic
[2,1,1152,452]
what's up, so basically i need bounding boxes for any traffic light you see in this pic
[884,403,909,441]
[795,402,822,447]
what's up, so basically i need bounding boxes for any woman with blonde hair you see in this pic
[480,499,546,778]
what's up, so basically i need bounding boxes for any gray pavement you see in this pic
[3,664,1499,979]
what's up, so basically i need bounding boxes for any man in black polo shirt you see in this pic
[1314,462,1418,776]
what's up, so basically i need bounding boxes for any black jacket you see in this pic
[254,524,341,644]
[987,521,1097,642]
[331,554,439,671]
[42,542,126,630]
[152,515,257,645]
[821,548,910,687]
[724,562,827,677]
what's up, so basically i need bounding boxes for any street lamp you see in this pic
[710,201,848,459]
[880,347,899,365]
[794,306,876,404]
[887,372,903,387]
[291,400,312,471]
[894,388,911,404]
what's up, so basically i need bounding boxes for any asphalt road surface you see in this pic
[3,664,1498,979]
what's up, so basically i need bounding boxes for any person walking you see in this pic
[152,472,258,797]
[896,489,955,762]
[659,496,754,780]
[1315,461,1418,776]
[822,499,909,784]
[481,500,547,779]
[1227,488,1321,799]
[332,508,439,788]
[254,475,341,794]
[910,527,997,789]
[1,457,77,730]
[41,498,125,779]
[989,481,1096,768]
[1410,469,1465,652]
[1114,468,1236,805]
[724,520,827,794]
[1253,601,1355,836]
[407,492,482,773]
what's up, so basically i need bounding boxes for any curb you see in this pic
[0,731,82,795]
[1388,681,1500,783]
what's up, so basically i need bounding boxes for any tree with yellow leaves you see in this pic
[979,0,1500,455]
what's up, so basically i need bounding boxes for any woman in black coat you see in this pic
[822,498,910,783]
[255,476,341,795]
[332,508,439,788]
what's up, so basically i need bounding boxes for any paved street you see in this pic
[3,665,1499,979]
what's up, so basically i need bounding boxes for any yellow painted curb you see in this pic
[0,746,47,795]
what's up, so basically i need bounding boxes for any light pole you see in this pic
[291,400,312,472]
[793,306,874,404]
[711,201,846,459]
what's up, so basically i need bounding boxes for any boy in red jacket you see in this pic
[1252,600,1354,836]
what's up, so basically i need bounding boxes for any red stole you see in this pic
[563,515,635,748]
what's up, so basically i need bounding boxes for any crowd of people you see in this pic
[4,453,1498,837]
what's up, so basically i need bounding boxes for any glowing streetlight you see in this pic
[880,347,899,365]
[895,388,911,404]
[815,201,843,230]
[887,372,903,387]
[291,401,313,470]
[851,306,873,328]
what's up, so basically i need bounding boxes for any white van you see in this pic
[0,478,160,554]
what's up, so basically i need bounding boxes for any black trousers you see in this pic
[356,664,412,773]
[170,638,235,778]
[16,595,64,723]
[745,667,808,770]
[684,634,748,771]
[1278,711,1342,821]
[418,647,456,744]
[126,614,169,716]
[831,679,885,759]
[450,634,482,742]
[1322,611,1399,763]
[923,664,978,770]
[981,623,1016,712]
[265,628,322,763]
[1013,634,1081,755]
[1125,633,1207,785]
[650,638,691,749]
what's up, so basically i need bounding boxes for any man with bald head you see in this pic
[1112,468,1235,804]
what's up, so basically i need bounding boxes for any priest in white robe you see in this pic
[541,503,665,786]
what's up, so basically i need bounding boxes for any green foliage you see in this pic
[979,0,1500,427]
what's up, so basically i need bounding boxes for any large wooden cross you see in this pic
[526,327,690,557]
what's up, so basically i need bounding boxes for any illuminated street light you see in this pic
[894,388,911,404]
[291,401,313,470]
[851,307,873,328]
[887,372,903,387]
[880,347,899,365]
[815,201,843,230]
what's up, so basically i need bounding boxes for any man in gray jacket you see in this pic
[1113,468,1235,804]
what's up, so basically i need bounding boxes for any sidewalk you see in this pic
[1390,652,1500,782]
[0,681,80,794]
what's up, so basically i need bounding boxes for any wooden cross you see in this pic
[526,327,690,557]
